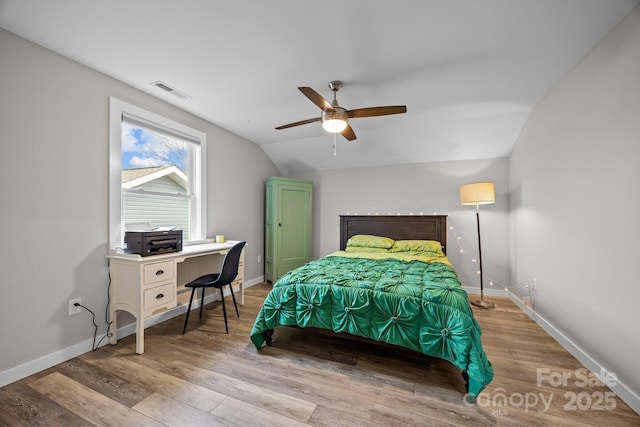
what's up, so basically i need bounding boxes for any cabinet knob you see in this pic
[156,293,164,299]
[155,269,164,275]
[278,223,282,227]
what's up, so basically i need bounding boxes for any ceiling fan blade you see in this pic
[275,117,321,130]
[341,124,357,141]
[299,87,334,111]
[347,106,407,119]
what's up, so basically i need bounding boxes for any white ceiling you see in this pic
[1,0,637,175]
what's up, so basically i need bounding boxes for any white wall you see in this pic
[510,7,640,410]
[296,157,510,291]
[0,29,279,380]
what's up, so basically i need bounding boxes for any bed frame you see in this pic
[339,215,448,253]
[262,214,474,392]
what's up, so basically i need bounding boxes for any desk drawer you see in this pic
[144,282,175,311]
[143,261,175,285]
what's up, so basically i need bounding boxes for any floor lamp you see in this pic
[460,182,495,309]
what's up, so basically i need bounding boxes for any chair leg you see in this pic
[220,288,229,334]
[228,284,239,317]
[182,287,197,334]
[199,287,206,319]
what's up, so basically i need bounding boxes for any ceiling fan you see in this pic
[275,81,407,141]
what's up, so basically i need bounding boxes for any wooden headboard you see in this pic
[339,215,448,253]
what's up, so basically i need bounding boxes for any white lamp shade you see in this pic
[322,118,348,133]
[460,182,495,205]
[322,109,348,133]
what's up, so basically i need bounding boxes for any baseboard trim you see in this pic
[507,290,640,415]
[462,285,508,298]
[0,277,264,388]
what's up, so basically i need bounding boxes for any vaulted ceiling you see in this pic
[1,0,637,174]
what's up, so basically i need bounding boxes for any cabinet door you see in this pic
[277,184,311,265]
[265,177,312,283]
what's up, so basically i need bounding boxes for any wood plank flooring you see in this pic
[1,283,638,426]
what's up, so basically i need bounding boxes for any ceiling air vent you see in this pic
[151,80,191,99]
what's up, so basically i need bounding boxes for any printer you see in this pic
[124,229,183,256]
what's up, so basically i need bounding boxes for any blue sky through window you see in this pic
[121,124,188,171]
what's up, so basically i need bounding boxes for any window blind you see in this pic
[121,112,201,145]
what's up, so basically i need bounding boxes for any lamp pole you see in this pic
[471,201,494,309]
[476,203,484,301]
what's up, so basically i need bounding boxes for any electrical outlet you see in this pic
[69,298,82,315]
[532,277,537,290]
[257,255,261,263]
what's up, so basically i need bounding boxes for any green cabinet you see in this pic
[265,177,313,283]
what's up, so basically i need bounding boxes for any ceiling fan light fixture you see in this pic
[275,81,406,144]
[322,109,348,133]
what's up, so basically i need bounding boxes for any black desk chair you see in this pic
[182,241,246,334]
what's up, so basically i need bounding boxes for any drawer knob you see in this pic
[156,293,164,299]
[155,269,164,276]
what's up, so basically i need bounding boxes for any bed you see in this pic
[250,215,493,400]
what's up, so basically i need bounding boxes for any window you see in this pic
[109,98,206,248]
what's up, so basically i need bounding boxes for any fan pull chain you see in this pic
[333,134,337,157]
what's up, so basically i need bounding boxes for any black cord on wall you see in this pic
[74,272,113,351]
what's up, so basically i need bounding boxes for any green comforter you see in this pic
[250,252,493,399]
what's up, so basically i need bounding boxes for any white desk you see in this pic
[107,241,244,354]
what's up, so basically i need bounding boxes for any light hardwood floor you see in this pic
[1,283,638,426]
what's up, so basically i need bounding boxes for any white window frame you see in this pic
[109,97,207,249]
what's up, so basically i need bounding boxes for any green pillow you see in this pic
[390,240,444,256]
[346,234,395,249]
